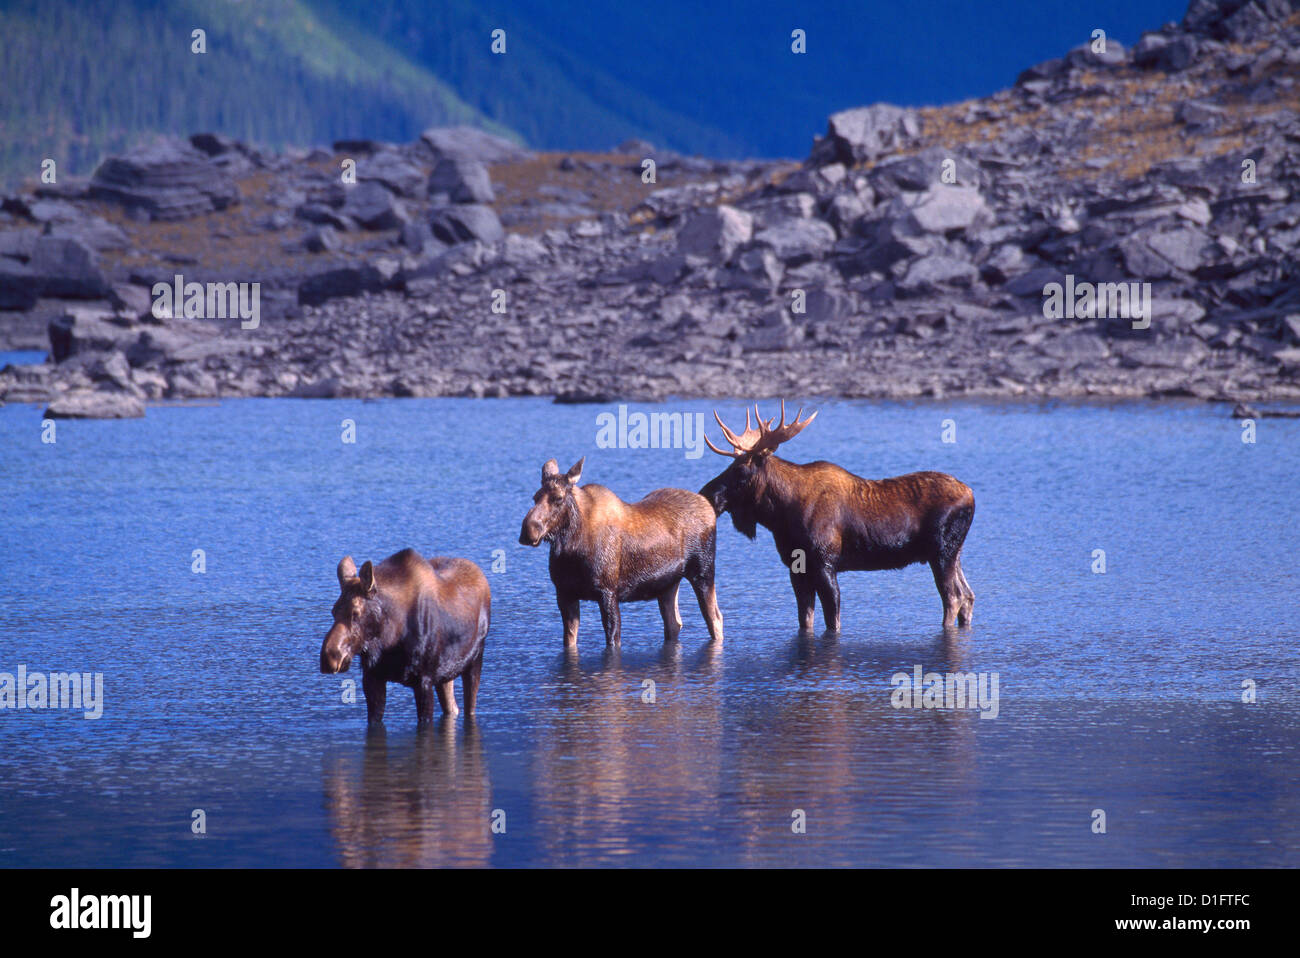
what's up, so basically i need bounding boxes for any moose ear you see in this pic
[566,457,584,484]
[542,458,560,480]
[359,561,377,596]
[337,555,358,587]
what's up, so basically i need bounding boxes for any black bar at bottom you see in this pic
[0,868,1277,943]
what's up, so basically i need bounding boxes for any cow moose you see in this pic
[518,457,725,647]
[319,549,491,723]
[699,402,975,631]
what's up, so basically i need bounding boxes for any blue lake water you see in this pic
[0,395,1297,867]
[1,351,47,367]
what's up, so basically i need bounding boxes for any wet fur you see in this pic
[522,469,724,647]
[323,549,490,723]
[702,456,975,630]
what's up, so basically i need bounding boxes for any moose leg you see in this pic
[812,564,842,632]
[435,679,459,717]
[955,558,974,626]
[938,502,975,627]
[597,591,621,646]
[658,580,683,643]
[930,559,965,629]
[558,593,580,647]
[414,680,438,723]
[790,568,817,634]
[462,647,483,713]
[362,672,387,724]
[687,575,725,644]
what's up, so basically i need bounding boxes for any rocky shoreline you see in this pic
[2,0,1299,417]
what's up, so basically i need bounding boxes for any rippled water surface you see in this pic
[0,396,1297,867]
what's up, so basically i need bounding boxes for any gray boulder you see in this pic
[1038,332,1111,366]
[48,309,139,361]
[500,233,548,265]
[304,226,339,253]
[1148,228,1211,272]
[420,126,531,164]
[1177,100,1226,130]
[777,164,846,196]
[1016,57,1068,85]
[741,311,803,351]
[340,181,408,230]
[797,287,854,324]
[189,132,242,157]
[676,205,753,262]
[726,247,783,288]
[824,193,868,235]
[1219,1,1280,41]
[358,151,427,198]
[1003,266,1066,298]
[30,236,110,298]
[288,377,350,399]
[298,264,385,306]
[89,137,238,221]
[814,104,920,166]
[64,349,138,392]
[428,204,504,246]
[981,244,1027,284]
[838,217,938,276]
[897,255,979,294]
[1117,336,1211,370]
[428,158,495,204]
[296,203,355,231]
[44,389,145,419]
[0,229,39,261]
[1133,33,1199,71]
[400,220,437,253]
[899,186,991,235]
[869,148,981,197]
[50,217,130,252]
[27,199,80,224]
[0,259,39,309]
[754,217,837,264]
[1064,39,1127,69]
[1119,234,1178,279]
[126,327,198,367]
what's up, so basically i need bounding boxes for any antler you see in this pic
[706,400,818,457]
[753,399,818,452]
[704,408,761,457]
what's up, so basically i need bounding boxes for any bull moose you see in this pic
[519,457,725,647]
[319,549,491,723]
[699,402,975,631]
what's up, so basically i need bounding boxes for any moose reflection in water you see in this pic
[323,724,493,868]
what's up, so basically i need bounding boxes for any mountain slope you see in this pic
[0,0,1196,187]
[306,0,750,157]
[0,0,517,184]
[314,0,1191,158]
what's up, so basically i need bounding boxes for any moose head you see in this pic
[698,401,818,538]
[319,555,379,673]
[519,457,585,547]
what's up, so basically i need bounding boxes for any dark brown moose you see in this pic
[518,457,724,647]
[319,549,491,723]
[699,402,975,631]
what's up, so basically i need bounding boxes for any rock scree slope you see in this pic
[2,0,1299,417]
